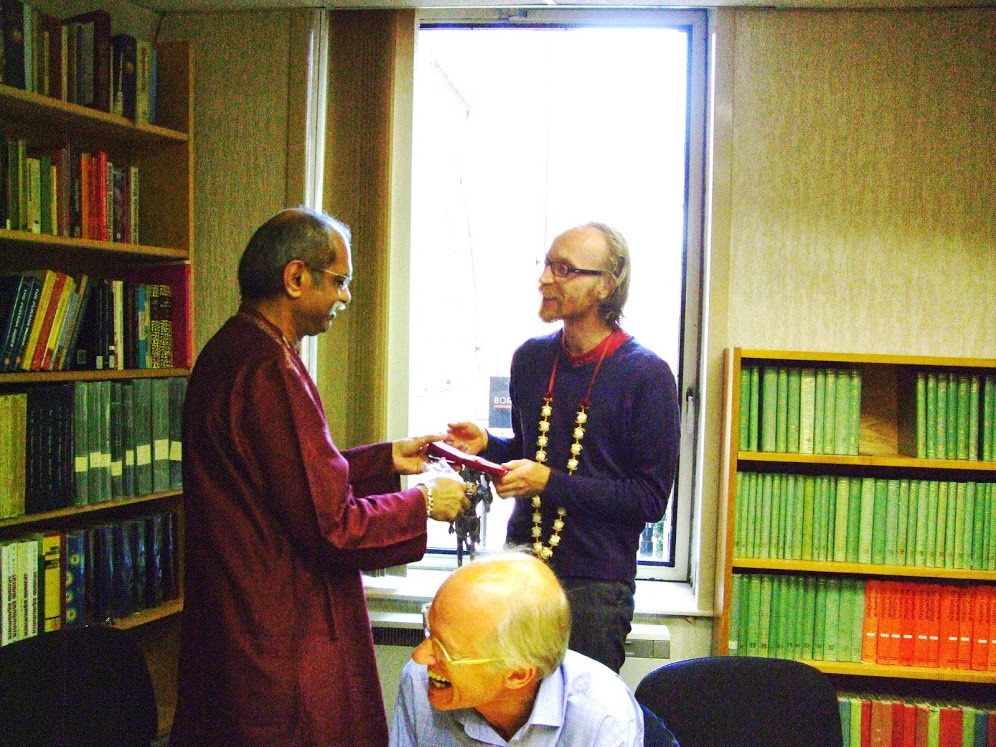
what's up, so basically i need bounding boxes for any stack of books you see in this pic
[0,266,191,373]
[1,138,141,243]
[837,696,996,747]
[910,371,996,462]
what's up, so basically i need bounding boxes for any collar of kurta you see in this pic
[239,307,297,353]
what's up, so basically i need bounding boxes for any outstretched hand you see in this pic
[445,421,488,455]
[392,433,445,475]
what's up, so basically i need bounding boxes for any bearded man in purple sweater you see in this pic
[448,222,680,673]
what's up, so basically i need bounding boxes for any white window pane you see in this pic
[408,20,699,576]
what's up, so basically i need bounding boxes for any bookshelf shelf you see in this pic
[715,347,996,719]
[807,660,996,684]
[0,83,189,144]
[738,349,996,370]
[733,557,996,582]
[0,30,193,736]
[0,368,190,385]
[0,491,182,531]
[111,598,183,630]
[0,229,189,261]
[738,451,996,473]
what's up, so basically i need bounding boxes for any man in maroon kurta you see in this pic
[171,208,469,746]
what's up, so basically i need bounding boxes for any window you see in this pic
[396,9,706,581]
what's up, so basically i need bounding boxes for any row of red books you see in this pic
[2,138,140,245]
[838,695,996,747]
[861,579,995,671]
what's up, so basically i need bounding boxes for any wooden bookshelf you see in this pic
[715,348,996,711]
[0,40,193,737]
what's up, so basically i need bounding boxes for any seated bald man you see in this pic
[389,552,678,746]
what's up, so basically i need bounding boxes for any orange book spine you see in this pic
[914,583,932,666]
[972,584,992,671]
[862,578,880,663]
[957,585,974,670]
[989,584,996,671]
[878,581,901,665]
[938,585,960,669]
[899,582,916,666]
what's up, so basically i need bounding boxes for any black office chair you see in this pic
[635,656,843,747]
[0,625,159,746]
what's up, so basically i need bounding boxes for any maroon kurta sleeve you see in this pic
[236,346,428,571]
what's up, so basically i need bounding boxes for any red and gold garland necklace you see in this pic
[531,329,627,560]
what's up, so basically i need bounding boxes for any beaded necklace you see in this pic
[531,330,623,560]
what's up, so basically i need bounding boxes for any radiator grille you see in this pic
[373,626,423,647]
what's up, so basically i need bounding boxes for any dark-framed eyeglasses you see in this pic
[542,257,609,280]
[420,602,499,667]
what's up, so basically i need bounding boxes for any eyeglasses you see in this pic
[542,257,608,280]
[421,603,500,667]
[319,267,353,291]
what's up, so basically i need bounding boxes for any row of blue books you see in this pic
[0,511,178,646]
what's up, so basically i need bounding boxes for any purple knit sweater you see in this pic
[482,330,680,582]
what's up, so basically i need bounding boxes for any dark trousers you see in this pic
[559,577,636,673]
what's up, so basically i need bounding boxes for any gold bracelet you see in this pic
[423,484,434,517]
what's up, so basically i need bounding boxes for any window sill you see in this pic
[363,568,712,618]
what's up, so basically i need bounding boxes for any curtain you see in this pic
[319,10,417,448]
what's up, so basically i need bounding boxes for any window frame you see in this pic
[386,7,709,584]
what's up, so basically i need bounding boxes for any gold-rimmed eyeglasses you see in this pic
[318,267,353,291]
[421,603,499,667]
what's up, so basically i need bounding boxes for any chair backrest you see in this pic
[0,625,158,747]
[635,656,843,747]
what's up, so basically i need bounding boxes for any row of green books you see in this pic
[912,372,996,462]
[739,365,862,455]
[734,472,996,570]
[837,695,996,747]
[0,378,185,520]
[984,376,996,463]
[912,371,992,462]
[728,573,867,663]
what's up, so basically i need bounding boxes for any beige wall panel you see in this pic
[321,11,413,448]
[160,11,302,352]
[727,8,996,357]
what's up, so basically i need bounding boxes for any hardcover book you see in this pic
[63,529,85,628]
[40,530,64,632]
[64,10,112,112]
[111,34,137,119]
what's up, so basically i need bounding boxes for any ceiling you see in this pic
[127,0,994,12]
